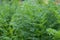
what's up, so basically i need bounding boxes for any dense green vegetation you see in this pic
[0,0,60,40]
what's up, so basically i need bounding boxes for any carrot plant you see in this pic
[0,0,60,40]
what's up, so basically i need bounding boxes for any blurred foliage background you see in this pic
[0,0,60,40]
